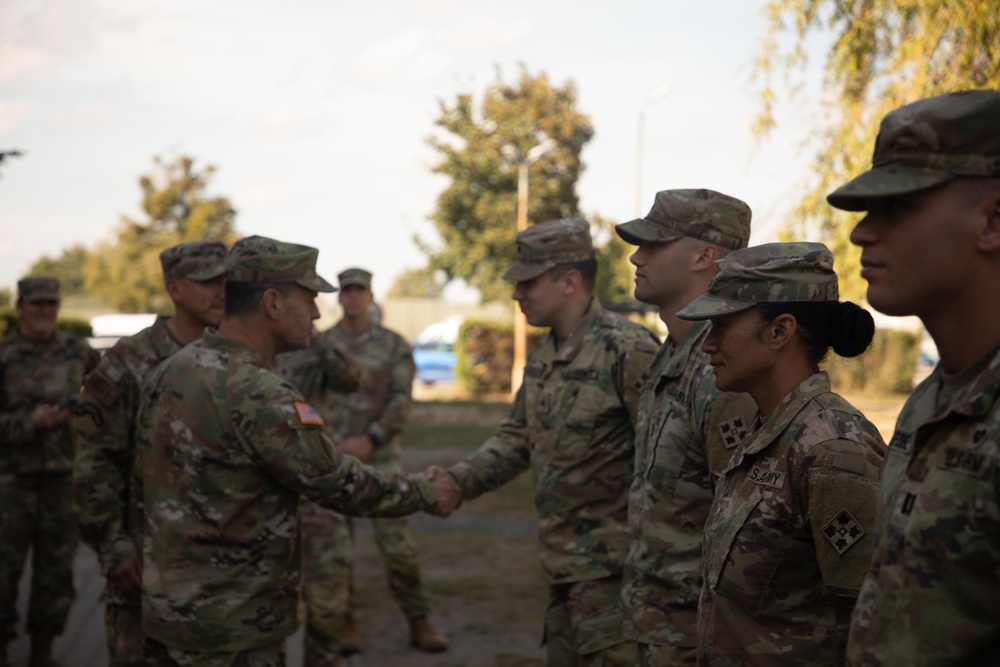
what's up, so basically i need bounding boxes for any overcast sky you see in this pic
[0,0,830,304]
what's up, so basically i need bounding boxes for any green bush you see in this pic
[0,306,93,338]
[456,319,544,396]
[825,328,920,395]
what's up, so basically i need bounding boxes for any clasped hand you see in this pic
[423,465,461,517]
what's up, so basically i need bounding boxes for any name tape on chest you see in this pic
[939,446,991,478]
[821,509,866,555]
[294,402,325,426]
[746,465,785,489]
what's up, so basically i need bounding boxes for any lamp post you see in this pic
[503,137,556,394]
[635,84,672,216]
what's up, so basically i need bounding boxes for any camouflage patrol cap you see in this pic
[828,89,1000,211]
[17,276,60,303]
[503,219,595,281]
[616,189,751,250]
[225,235,336,292]
[338,267,372,289]
[159,241,228,281]
[677,242,839,320]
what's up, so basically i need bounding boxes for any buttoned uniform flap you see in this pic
[808,470,880,594]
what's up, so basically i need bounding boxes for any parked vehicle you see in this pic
[412,316,461,385]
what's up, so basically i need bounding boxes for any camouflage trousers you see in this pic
[143,636,286,667]
[0,472,78,641]
[299,491,430,666]
[544,577,634,667]
[105,601,143,667]
[636,641,698,666]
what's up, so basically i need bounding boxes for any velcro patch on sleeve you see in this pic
[294,402,325,427]
[821,509,866,555]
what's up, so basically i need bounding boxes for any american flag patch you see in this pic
[294,402,324,426]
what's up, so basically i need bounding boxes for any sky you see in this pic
[0,0,831,305]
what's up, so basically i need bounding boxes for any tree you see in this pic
[386,267,446,299]
[754,0,1000,302]
[84,155,238,312]
[591,215,636,307]
[28,244,90,296]
[421,65,595,303]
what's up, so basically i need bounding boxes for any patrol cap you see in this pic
[616,189,751,250]
[503,219,595,281]
[828,90,1000,211]
[225,235,336,293]
[159,241,228,281]
[17,276,60,303]
[677,242,839,320]
[338,267,372,289]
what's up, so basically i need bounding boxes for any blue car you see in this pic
[411,317,461,385]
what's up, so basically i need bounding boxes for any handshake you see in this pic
[422,465,462,518]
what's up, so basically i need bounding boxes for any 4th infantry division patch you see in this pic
[822,509,865,555]
[718,416,749,449]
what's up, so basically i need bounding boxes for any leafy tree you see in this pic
[421,65,595,303]
[0,288,11,308]
[592,215,635,307]
[754,0,1000,302]
[28,244,90,296]
[84,155,238,312]
[386,267,446,299]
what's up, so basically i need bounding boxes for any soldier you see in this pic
[828,89,1000,665]
[281,267,446,666]
[426,219,661,666]
[613,189,756,665]
[133,236,459,667]
[676,242,885,665]
[0,276,99,667]
[71,241,227,667]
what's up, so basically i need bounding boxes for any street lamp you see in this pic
[502,136,557,394]
[635,84,672,216]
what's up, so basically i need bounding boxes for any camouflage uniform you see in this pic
[825,91,1000,665]
[72,241,227,667]
[615,189,756,665]
[133,237,436,665]
[447,220,661,666]
[275,312,367,666]
[0,277,99,645]
[677,243,886,666]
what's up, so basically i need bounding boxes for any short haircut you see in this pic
[548,258,598,291]
[225,281,295,317]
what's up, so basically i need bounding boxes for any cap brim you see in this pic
[676,294,757,321]
[615,218,685,246]
[296,274,337,293]
[502,262,553,281]
[186,265,227,281]
[23,294,60,303]
[339,278,370,288]
[827,166,954,212]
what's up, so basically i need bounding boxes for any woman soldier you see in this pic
[677,242,885,666]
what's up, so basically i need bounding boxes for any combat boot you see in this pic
[28,633,62,667]
[409,616,448,653]
[339,612,361,656]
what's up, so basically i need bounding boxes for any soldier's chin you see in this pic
[864,287,915,318]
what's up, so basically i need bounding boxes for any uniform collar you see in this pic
[202,328,274,371]
[546,298,600,366]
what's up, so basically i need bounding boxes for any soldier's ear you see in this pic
[691,242,719,272]
[976,189,1000,253]
[260,288,283,320]
[761,313,797,351]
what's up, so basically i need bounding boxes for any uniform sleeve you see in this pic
[447,381,532,501]
[368,335,414,447]
[614,331,660,422]
[71,351,140,574]
[235,384,434,517]
[801,438,884,596]
[0,347,38,446]
[313,332,366,394]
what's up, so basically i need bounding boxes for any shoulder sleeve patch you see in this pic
[293,402,325,427]
[82,369,125,408]
[821,509,866,555]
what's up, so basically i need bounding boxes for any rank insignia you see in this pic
[822,509,865,555]
[718,416,748,449]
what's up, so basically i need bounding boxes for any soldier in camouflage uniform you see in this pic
[0,276,99,667]
[676,242,885,666]
[132,236,459,667]
[427,219,661,666]
[828,90,1000,665]
[71,241,227,667]
[613,189,756,665]
[281,267,446,666]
